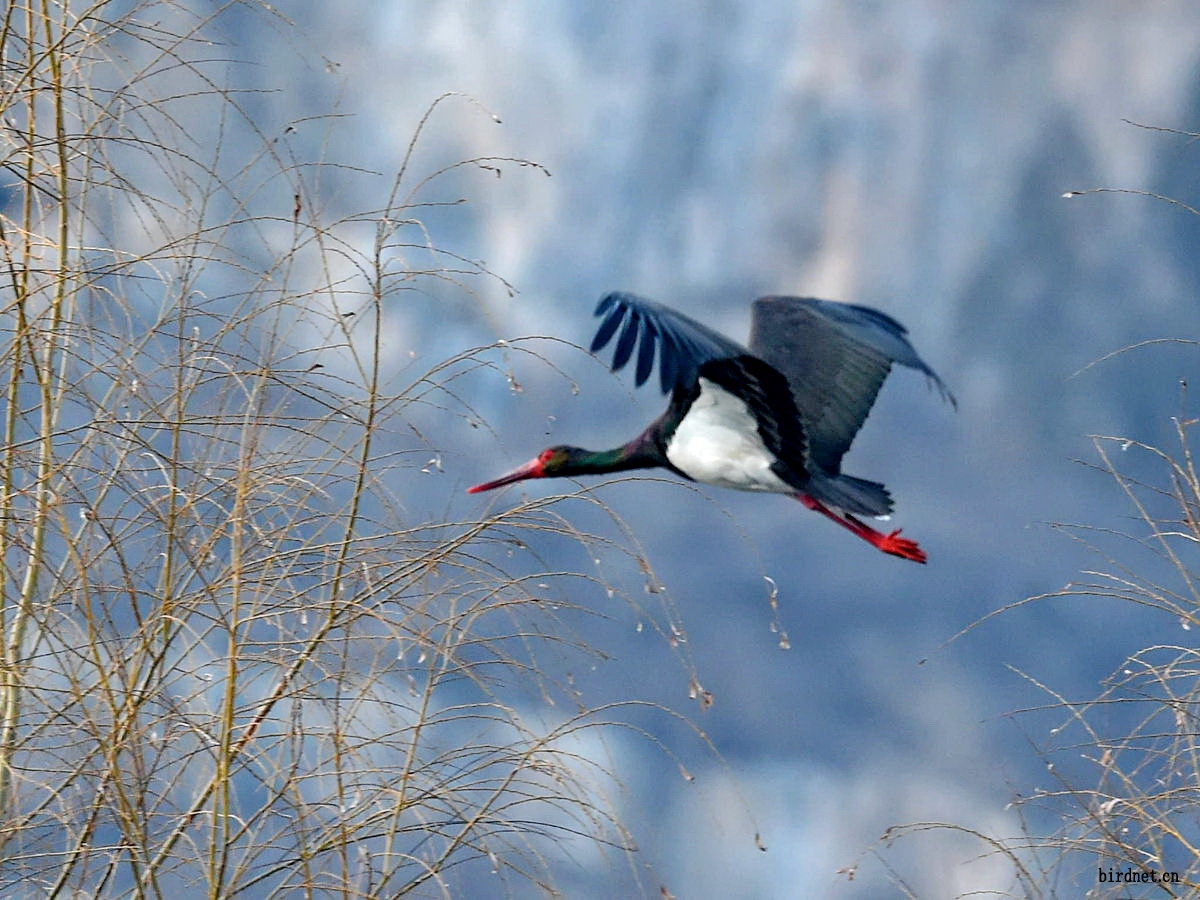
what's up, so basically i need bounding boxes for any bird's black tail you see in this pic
[806,473,893,518]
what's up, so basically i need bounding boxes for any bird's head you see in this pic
[467,445,588,493]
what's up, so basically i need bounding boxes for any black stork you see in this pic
[469,292,954,563]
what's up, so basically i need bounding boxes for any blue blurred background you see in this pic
[214,4,1200,895]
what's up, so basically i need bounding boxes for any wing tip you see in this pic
[930,374,957,409]
[594,291,623,316]
[589,291,749,395]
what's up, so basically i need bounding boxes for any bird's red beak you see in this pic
[467,456,546,493]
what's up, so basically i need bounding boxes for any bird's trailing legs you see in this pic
[796,494,927,564]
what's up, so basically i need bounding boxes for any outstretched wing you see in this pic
[748,296,954,473]
[590,292,748,394]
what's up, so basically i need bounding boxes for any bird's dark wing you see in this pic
[590,292,748,394]
[748,296,954,473]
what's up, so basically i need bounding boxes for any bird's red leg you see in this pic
[796,494,927,564]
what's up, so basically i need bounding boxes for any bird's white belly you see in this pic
[665,379,796,493]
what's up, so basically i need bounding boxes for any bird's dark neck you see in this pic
[570,432,664,476]
[559,386,697,480]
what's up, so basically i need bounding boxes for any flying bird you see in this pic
[469,292,953,563]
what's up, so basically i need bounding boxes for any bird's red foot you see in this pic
[796,493,929,563]
[874,529,927,564]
